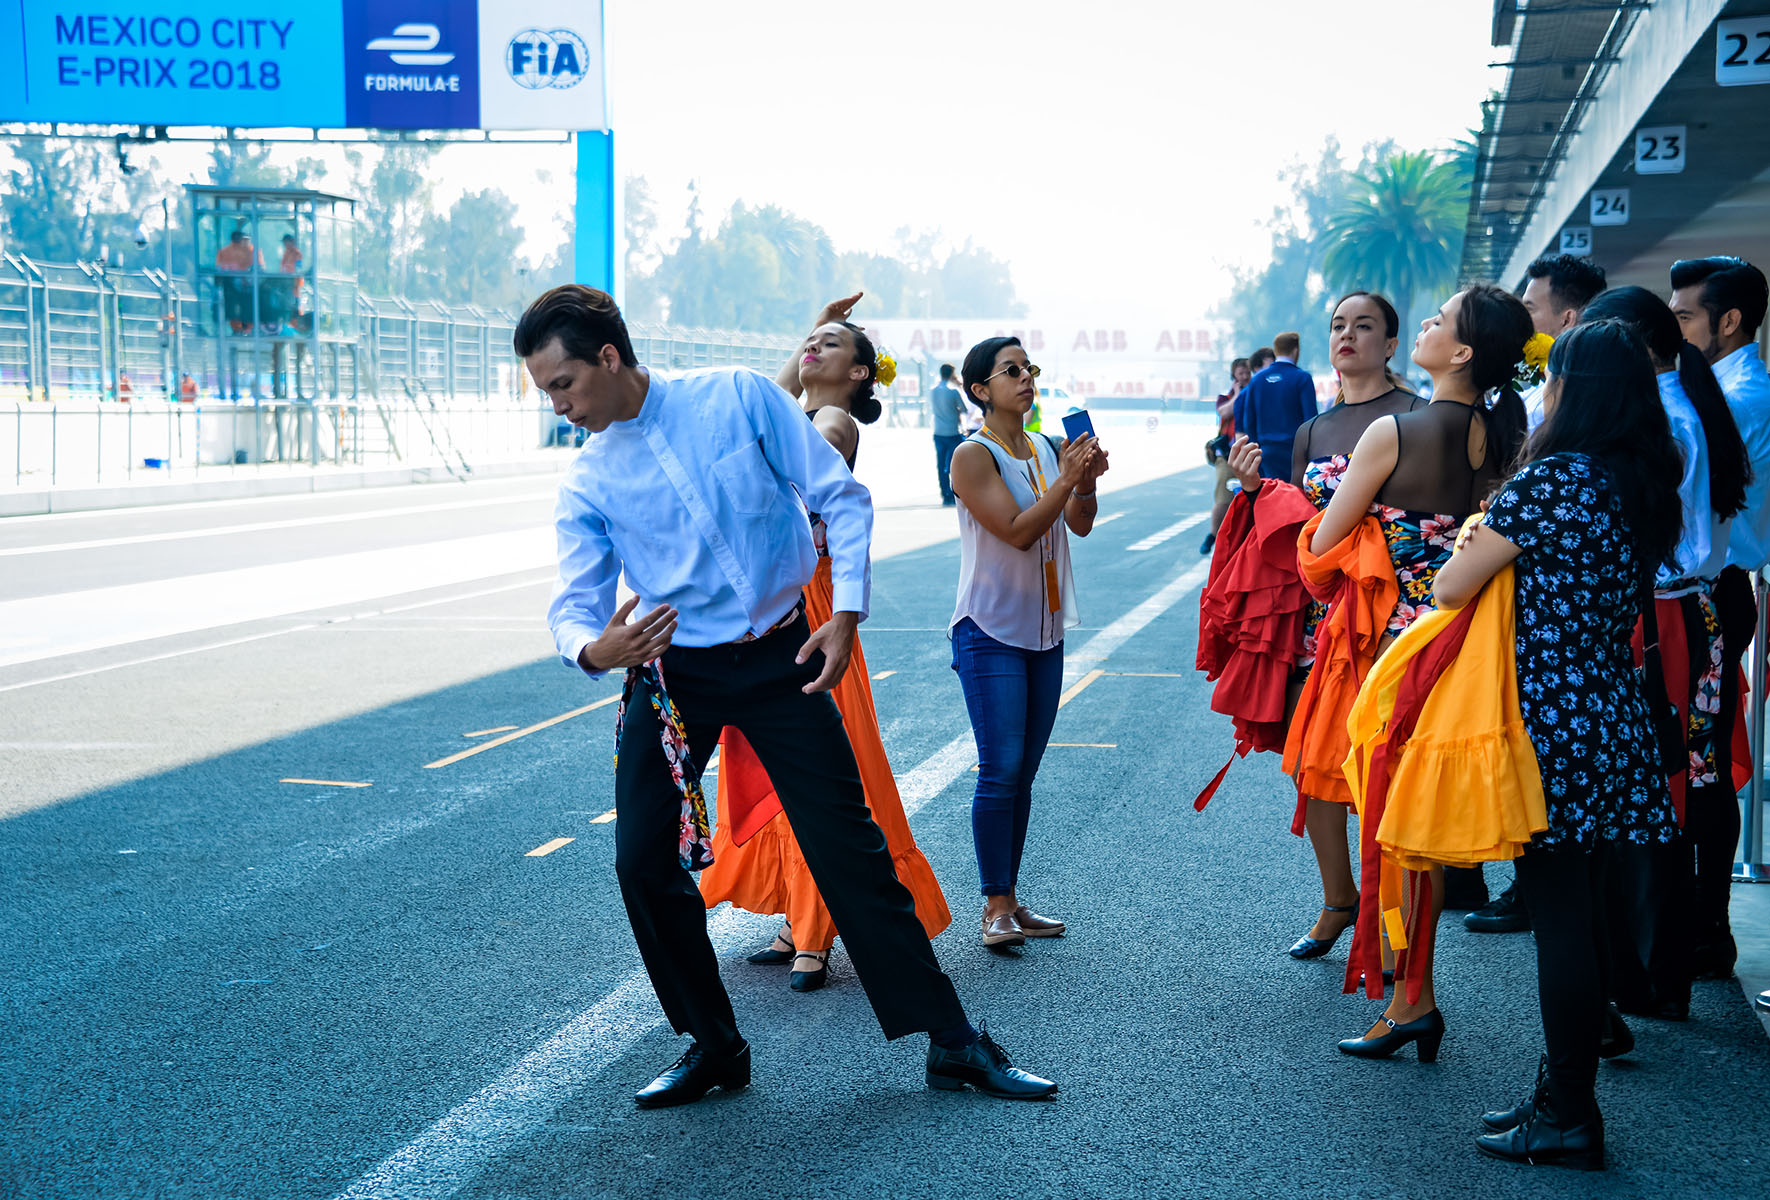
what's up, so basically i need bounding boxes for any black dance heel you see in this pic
[1337,1008,1444,1062]
[789,951,829,992]
[1288,901,1358,959]
[746,925,795,966]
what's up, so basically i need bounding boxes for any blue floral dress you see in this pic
[1483,452,1678,848]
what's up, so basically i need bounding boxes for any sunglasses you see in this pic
[985,361,1042,383]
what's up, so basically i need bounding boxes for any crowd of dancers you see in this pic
[1199,253,1770,1170]
[513,250,1768,1167]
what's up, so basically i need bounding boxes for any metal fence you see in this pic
[1,254,801,487]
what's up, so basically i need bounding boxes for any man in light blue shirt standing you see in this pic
[521,286,1057,1108]
[1669,255,1770,982]
[930,363,965,506]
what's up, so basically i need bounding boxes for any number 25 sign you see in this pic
[1635,126,1686,175]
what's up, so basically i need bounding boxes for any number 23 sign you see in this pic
[1635,126,1686,175]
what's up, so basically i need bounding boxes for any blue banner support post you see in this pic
[575,129,620,302]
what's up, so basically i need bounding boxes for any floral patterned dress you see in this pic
[1298,454,1348,664]
[1373,505,1463,635]
[1483,452,1678,848]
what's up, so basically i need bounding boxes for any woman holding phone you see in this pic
[949,337,1106,950]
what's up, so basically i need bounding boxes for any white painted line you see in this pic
[871,669,897,680]
[1093,512,1125,526]
[1126,513,1208,551]
[0,573,554,694]
[589,810,617,825]
[0,491,556,558]
[328,553,1212,1200]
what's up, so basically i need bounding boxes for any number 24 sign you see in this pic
[1635,126,1686,175]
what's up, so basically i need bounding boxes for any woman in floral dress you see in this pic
[1227,291,1422,961]
[1308,284,1534,1058]
[1436,318,1683,1170]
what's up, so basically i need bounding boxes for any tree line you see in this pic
[1216,137,1475,379]
[0,139,1027,333]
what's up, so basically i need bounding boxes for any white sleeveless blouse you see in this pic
[949,431,1078,651]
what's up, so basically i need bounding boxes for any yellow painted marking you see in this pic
[463,725,520,738]
[424,695,620,769]
[1104,671,1184,677]
[525,837,576,857]
[1048,743,1118,748]
[281,778,371,788]
[871,670,897,680]
[590,810,618,824]
[1056,668,1105,709]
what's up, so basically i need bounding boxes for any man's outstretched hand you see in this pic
[797,611,859,694]
[579,596,677,672]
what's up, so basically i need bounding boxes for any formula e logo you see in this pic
[367,23,455,66]
[507,28,588,90]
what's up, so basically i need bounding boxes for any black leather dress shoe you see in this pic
[1337,1008,1444,1062]
[634,1040,751,1109]
[1288,902,1357,959]
[1598,1004,1634,1059]
[1464,885,1529,933]
[926,1030,1058,1100]
[789,952,829,992]
[1482,1055,1548,1133]
[1690,935,1737,980]
[1476,1106,1604,1171]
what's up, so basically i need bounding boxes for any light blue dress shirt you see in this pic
[1656,370,1728,592]
[1716,343,1770,571]
[547,367,873,674]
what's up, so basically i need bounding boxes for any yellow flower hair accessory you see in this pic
[1523,332,1553,371]
[1513,331,1555,391]
[875,350,897,388]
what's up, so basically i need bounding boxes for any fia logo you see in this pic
[366,23,455,66]
[507,28,589,90]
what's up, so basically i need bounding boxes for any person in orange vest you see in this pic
[117,372,133,402]
[178,373,197,403]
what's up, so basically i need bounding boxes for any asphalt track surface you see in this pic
[3,464,1767,1199]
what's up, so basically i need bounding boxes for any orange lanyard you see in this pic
[979,428,1061,613]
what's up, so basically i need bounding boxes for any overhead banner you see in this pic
[0,0,606,130]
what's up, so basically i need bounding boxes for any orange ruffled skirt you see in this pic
[697,557,953,951]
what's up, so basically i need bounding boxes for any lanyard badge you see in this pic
[983,428,1062,613]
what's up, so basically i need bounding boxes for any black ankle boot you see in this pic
[1476,1096,1604,1170]
[1481,1055,1548,1132]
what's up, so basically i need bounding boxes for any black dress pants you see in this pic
[1515,843,1612,1127]
[1699,565,1754,946]
[612,613,966,1051]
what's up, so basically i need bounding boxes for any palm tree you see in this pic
[1321,149,1471,375]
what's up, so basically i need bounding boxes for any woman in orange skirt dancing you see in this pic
[699,294,953,991]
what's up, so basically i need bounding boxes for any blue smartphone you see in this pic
[1060,409,1095,442]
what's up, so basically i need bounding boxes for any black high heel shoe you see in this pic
[1337,1008,1444,1062]
[789,951,829,992]
[746,925,794,966]
[1288,901,1358,959]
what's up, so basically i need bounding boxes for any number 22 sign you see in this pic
[1716,16,1770,87]
[1635,126,1686,175]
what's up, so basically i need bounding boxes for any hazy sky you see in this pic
[89,0,1504,325]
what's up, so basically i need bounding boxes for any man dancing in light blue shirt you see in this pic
[520,286,1057,1109]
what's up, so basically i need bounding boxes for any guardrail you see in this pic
[0,253,799,407]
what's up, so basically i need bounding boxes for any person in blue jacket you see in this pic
[1233,331,1318,479]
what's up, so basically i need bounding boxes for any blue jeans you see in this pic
[933,434,964,503]
[951,617,1064,897]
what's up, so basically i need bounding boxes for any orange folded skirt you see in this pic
[697,557,953,951]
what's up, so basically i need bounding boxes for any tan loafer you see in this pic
[982,912,1026,947]
[1014,906,1066,937]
